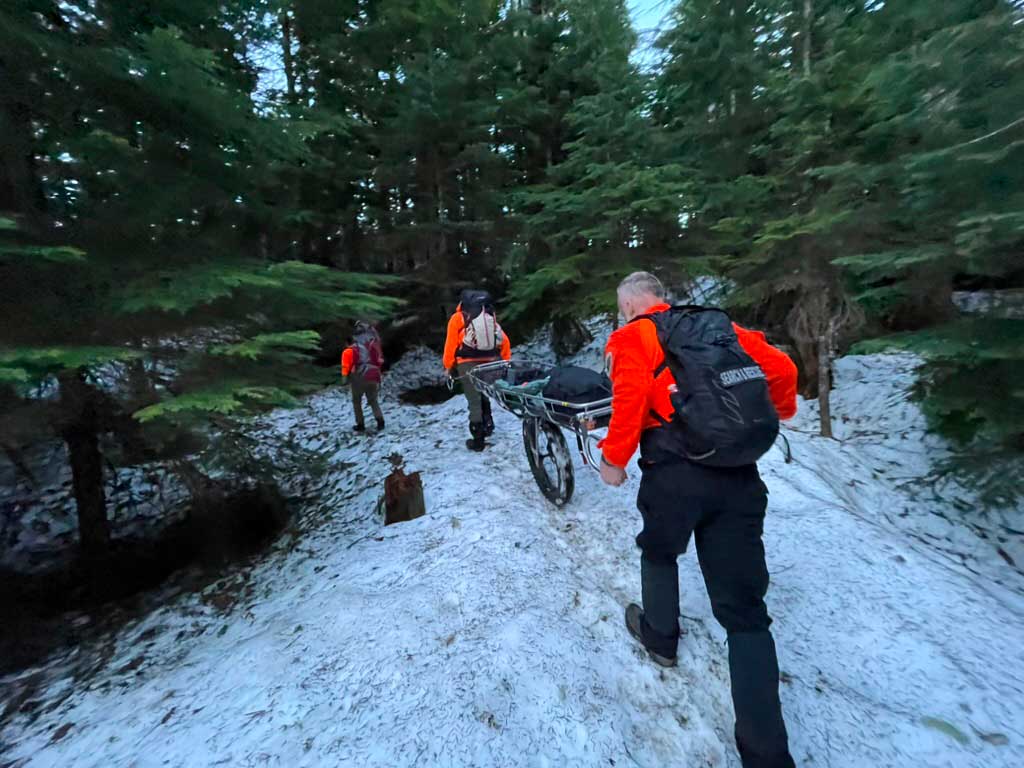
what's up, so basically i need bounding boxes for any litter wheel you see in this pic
[523,417,575,506]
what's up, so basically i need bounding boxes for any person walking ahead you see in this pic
[599,272,798,768]
[341,320,385,433]
[442,290,511,451]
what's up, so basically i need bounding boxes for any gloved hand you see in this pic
[341,375,350,386]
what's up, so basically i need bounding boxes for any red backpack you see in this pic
[352,328,383,380]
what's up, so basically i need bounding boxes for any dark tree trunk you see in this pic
[59,373,110,559]
[802,0,813,77]
[280,11,297,105]
[0,89,45,219]
[817,334,833,439]
[66,419,109,558]
[552,316,592,359]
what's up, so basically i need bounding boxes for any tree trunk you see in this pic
[0,87,45,219]
[434,161,447,268]
[380,468,425,525]
[817,334,833,438]
[802,0,813,77]
[280,11,297,105]
[59,373,110,559]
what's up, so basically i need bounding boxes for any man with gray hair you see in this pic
[599,271,798,768]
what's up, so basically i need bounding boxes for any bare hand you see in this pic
[600,459,627,487]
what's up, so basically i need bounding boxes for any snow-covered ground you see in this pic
[2,347,1023,767]
[953,289,1024,319]
[789,353,1024,590]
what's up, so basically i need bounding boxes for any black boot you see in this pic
[481,398,494,437]
[466,421,486,452]
[353,423,366,433]
[625,604,677,667]
[376,417,385,431]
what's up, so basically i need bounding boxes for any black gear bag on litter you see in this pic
[542,366,612,427]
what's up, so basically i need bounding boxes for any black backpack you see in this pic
[542,366,613,427]
[635,306,779,467]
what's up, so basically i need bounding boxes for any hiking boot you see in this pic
[376,418,385,431]
[625,603,677,668]
[466,422,486,452]
[353,423,366,433]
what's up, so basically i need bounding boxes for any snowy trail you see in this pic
[2,357,1024,767]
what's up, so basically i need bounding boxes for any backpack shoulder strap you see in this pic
[628,304,715,324]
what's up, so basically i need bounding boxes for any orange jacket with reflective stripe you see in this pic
[598,303,798,468]
[442,307,512,370]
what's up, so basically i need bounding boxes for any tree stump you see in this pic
[380,467,425,525]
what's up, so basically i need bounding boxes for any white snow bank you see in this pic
[2,350,1023,768]
[512,316,611,371]
[381,345,448,398]
[789,352,1024,590]
[953,289,1024,319]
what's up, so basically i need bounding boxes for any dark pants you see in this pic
[456,361,493,435]
[636,448,794,768]
[351,376,383,428]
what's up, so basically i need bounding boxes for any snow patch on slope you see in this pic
[953,289,1024,319]
[789,352,1024,590]
[2,350,1023,768]
[381,345,448,398]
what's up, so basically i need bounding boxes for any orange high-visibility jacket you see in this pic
[599,303,798,468]
[442,305,512,371]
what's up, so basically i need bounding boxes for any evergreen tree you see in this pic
[828,1,1024,498]
[503,0,689,338]
[651,0,1023,488]
[3,0,1023,534]
[0,1,395,559]
[361,0,511,287]
[652,0,861,437]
